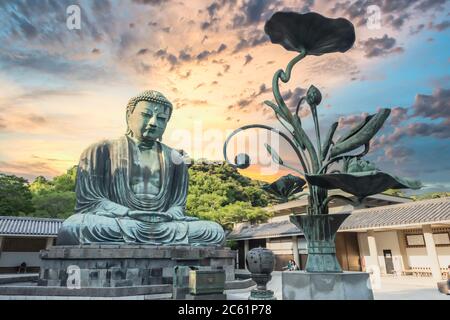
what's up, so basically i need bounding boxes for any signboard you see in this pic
[406,234,425,246]
[433,233,450,245]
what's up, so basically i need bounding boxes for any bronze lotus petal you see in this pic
[330,108,391,158]
[264,11,355,56]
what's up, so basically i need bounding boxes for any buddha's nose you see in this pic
[147,118,157,128]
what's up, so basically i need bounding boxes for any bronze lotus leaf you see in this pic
[305,171,422,198]
[262,174,306,203]
[264,11,356,56]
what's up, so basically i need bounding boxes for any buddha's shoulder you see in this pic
[81,138,121,154]
[159,142,188,162]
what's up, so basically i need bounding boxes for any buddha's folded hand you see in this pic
[128,210,173,223]
[177,216,199,222]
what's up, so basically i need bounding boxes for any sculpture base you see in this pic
[185,293,227,300]
[38,245,235,288]
[282,271,373,300]
[249,289,276,300]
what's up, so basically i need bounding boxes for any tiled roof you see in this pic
[0,216,64,236]
[228,219,302,240]
[340,197,450,231]
[229,197,450,239]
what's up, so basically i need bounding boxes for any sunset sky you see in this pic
[0,0,449,194]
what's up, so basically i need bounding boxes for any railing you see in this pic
[402,267,448,279]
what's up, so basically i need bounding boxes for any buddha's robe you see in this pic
[56,135,225,246]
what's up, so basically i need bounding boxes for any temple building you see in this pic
[0,217,62,273]
[228,193,450,280]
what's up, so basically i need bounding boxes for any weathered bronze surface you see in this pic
[223,11,421,272]
[57,90,225,246]
[290,213,351,273]
[246,247,276,300]
[189,270,225,295]
[262,174,306,203]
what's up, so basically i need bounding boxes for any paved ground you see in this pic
[0,272,448,300]
[226,272,450,300]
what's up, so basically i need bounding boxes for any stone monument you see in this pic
[37,91,235,292]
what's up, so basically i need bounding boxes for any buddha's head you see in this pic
[126,90,173,142]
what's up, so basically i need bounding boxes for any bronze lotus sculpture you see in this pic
[224,11,421,272]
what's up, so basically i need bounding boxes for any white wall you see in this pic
[267,238,292,255]
[357,229,450,272]
[0,252,41,267]
[357,231,405,275]
[267,237,308,255]
[268,215,290,223]
[406,247,429,268]
[406,246,450,269]
[437,247,450,268]
[374,231,403,274]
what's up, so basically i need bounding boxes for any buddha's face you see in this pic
[127,101,171,142]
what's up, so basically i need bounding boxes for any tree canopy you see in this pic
[28,166,78,219]
[186,161,272,230]
[0,173,34,216]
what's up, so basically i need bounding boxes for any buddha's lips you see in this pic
[143,129,157,136]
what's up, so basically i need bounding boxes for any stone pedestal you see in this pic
[282,271,373,300]
[38,245,235,288]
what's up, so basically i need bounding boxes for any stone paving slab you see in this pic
[0,293,173,300]
[0,284,171,297]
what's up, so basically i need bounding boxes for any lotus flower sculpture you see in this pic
[223,11,421,272]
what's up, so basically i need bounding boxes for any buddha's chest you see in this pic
[130,148,162,196]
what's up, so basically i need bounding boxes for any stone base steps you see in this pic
[0,284,171,297]
[0,274,39,285]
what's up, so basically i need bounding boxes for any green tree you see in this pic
[412,192,450,201]
[29,176,54,195]
[382,189,407,197]
[0,173,34,216]
[27,166,78,218]
[52,166,77,192]
[31,191,76,219]
[186,161,272,230]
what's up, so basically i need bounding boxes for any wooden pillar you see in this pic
[0,236,4,258]
[292,236,300,268]
[45,237,54,249]
[367,230,380,270]
[396,230,409,273]
[244,240,249,270]
[422,224,442,280]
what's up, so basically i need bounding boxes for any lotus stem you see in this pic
[274,113,312,173]
[320,195,360,212]
[223,124,309,174]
